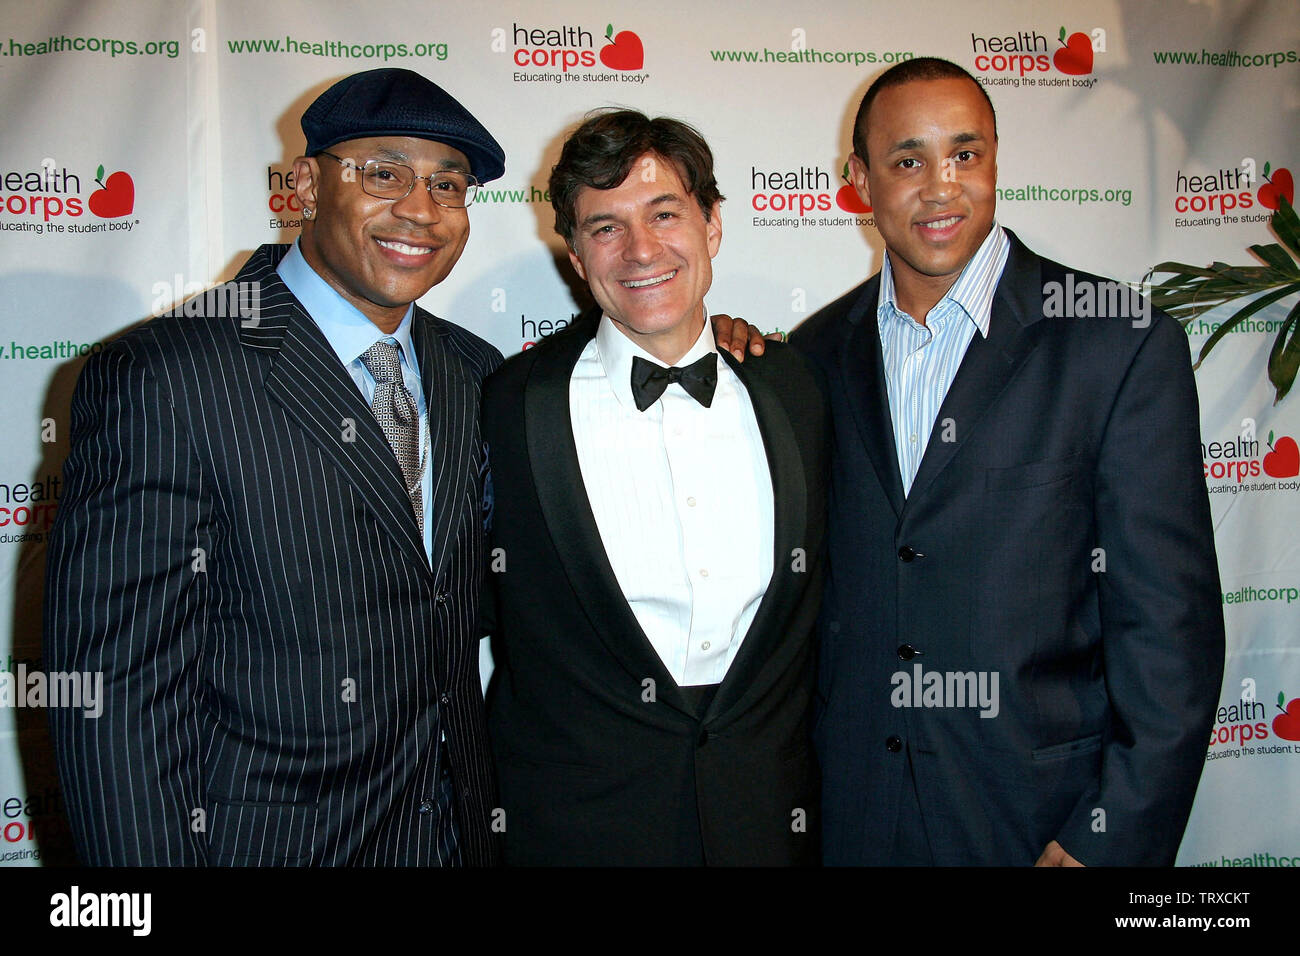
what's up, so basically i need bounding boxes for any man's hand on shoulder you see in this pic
[1035,840,1085,867]
[710,314,783,362]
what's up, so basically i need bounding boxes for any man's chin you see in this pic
[372,273,451,307]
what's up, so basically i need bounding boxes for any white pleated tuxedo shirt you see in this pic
[569,313,774,686]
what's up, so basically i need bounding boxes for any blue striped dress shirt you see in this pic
[878,224,1011,494]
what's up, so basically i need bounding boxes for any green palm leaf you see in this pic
[1149,199,1300,400]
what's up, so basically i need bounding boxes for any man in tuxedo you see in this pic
[720,58,1224,865]
[482,110,828,865]
[44,69,505,865]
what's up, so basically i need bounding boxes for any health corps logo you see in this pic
[1174,158,1292,218]
[750,163,872,217]
[1257,162,1295,210]
[1275,691,1300,742]
[503,21,644,73]
[0,160,135,223]
[1210,688,1300,750]
[1202,429,1299,483]
[971,26,1103,81]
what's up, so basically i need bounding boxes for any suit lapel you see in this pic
[904,233,1046,508]
[413,312,476,586]
[524,325,693,719]
[241,246,429,575]
[839,278,907,517]
[703,350,809,721]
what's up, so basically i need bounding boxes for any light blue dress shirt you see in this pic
[877,224,1011,495]
[277,240,433,564]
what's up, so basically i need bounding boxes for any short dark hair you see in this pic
[851,57,997,166]
[549,109,724,243]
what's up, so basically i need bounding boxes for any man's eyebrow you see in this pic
[885,131,986,155]
[371,146,470,172]
[577,193,685,229]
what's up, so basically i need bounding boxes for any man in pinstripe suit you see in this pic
[43,70,505,865]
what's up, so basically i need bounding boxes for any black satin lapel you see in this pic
[523,331,691,719]
[704,350,810,721]
[414,316,476,586]
[258,287,428,575]
[840,287,906,517]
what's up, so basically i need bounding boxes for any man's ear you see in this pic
[293,156,321,217]
[705,202,722,258]
[566,242,587,282]
[848,153,872,210]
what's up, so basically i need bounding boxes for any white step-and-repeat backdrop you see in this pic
[1,0,1296,866]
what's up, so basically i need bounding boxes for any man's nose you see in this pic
[390,179,445,224]
[920,160,960,203]
[623,220,661,262]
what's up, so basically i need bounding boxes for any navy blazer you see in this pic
[790,231,1224,866]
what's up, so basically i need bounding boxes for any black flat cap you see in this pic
[301,68,505,183]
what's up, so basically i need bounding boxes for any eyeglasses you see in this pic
[318,151,479,208]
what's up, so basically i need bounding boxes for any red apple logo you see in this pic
[599,24,643,71]
[1273,692,1300,742]
[835,162,871,213]
[1257,164,1294,211]
[1262,431,1299,478]
[88,164,134,218]
[1053,27,1093,75]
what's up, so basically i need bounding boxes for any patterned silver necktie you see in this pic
[359,340,423,535]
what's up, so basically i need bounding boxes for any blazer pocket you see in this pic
[207,798,315,866]
[986,454,1082,492]
[1031,732,1103,762]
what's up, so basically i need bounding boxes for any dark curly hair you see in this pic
[549,109,724,243]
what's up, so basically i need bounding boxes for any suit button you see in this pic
[897,644,917,661]
[698,726,712,747]
[440,693,451,706]
[436,590,449,605]
[898,546,917,562]
[417,799,435,814]
[886,735,902,753]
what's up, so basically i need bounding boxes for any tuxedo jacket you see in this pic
[43,244,502,866]
[482,317,828,866]
[790,231,1225,866]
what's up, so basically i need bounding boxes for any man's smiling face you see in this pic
[566,151,722,363]
[295,135,471,332]
[850,76,998,306]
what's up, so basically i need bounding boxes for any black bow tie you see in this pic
[630,353,718,412]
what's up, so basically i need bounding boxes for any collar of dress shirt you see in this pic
[877,223,1009,338]
[594,304,718,414]
[276,238,418,369]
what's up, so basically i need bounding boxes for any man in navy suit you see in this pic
[44,69,505,865]
[721,57,1224,865]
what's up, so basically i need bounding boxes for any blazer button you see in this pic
[885,735,903,753]
[435,590,449,605]
[417,799,435,814]
[697,725,712,747]
[897,546,917,562]
[897,644,918,661]
[440,693,451,706]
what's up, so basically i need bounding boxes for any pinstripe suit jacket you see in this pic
[43,244,503,866]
